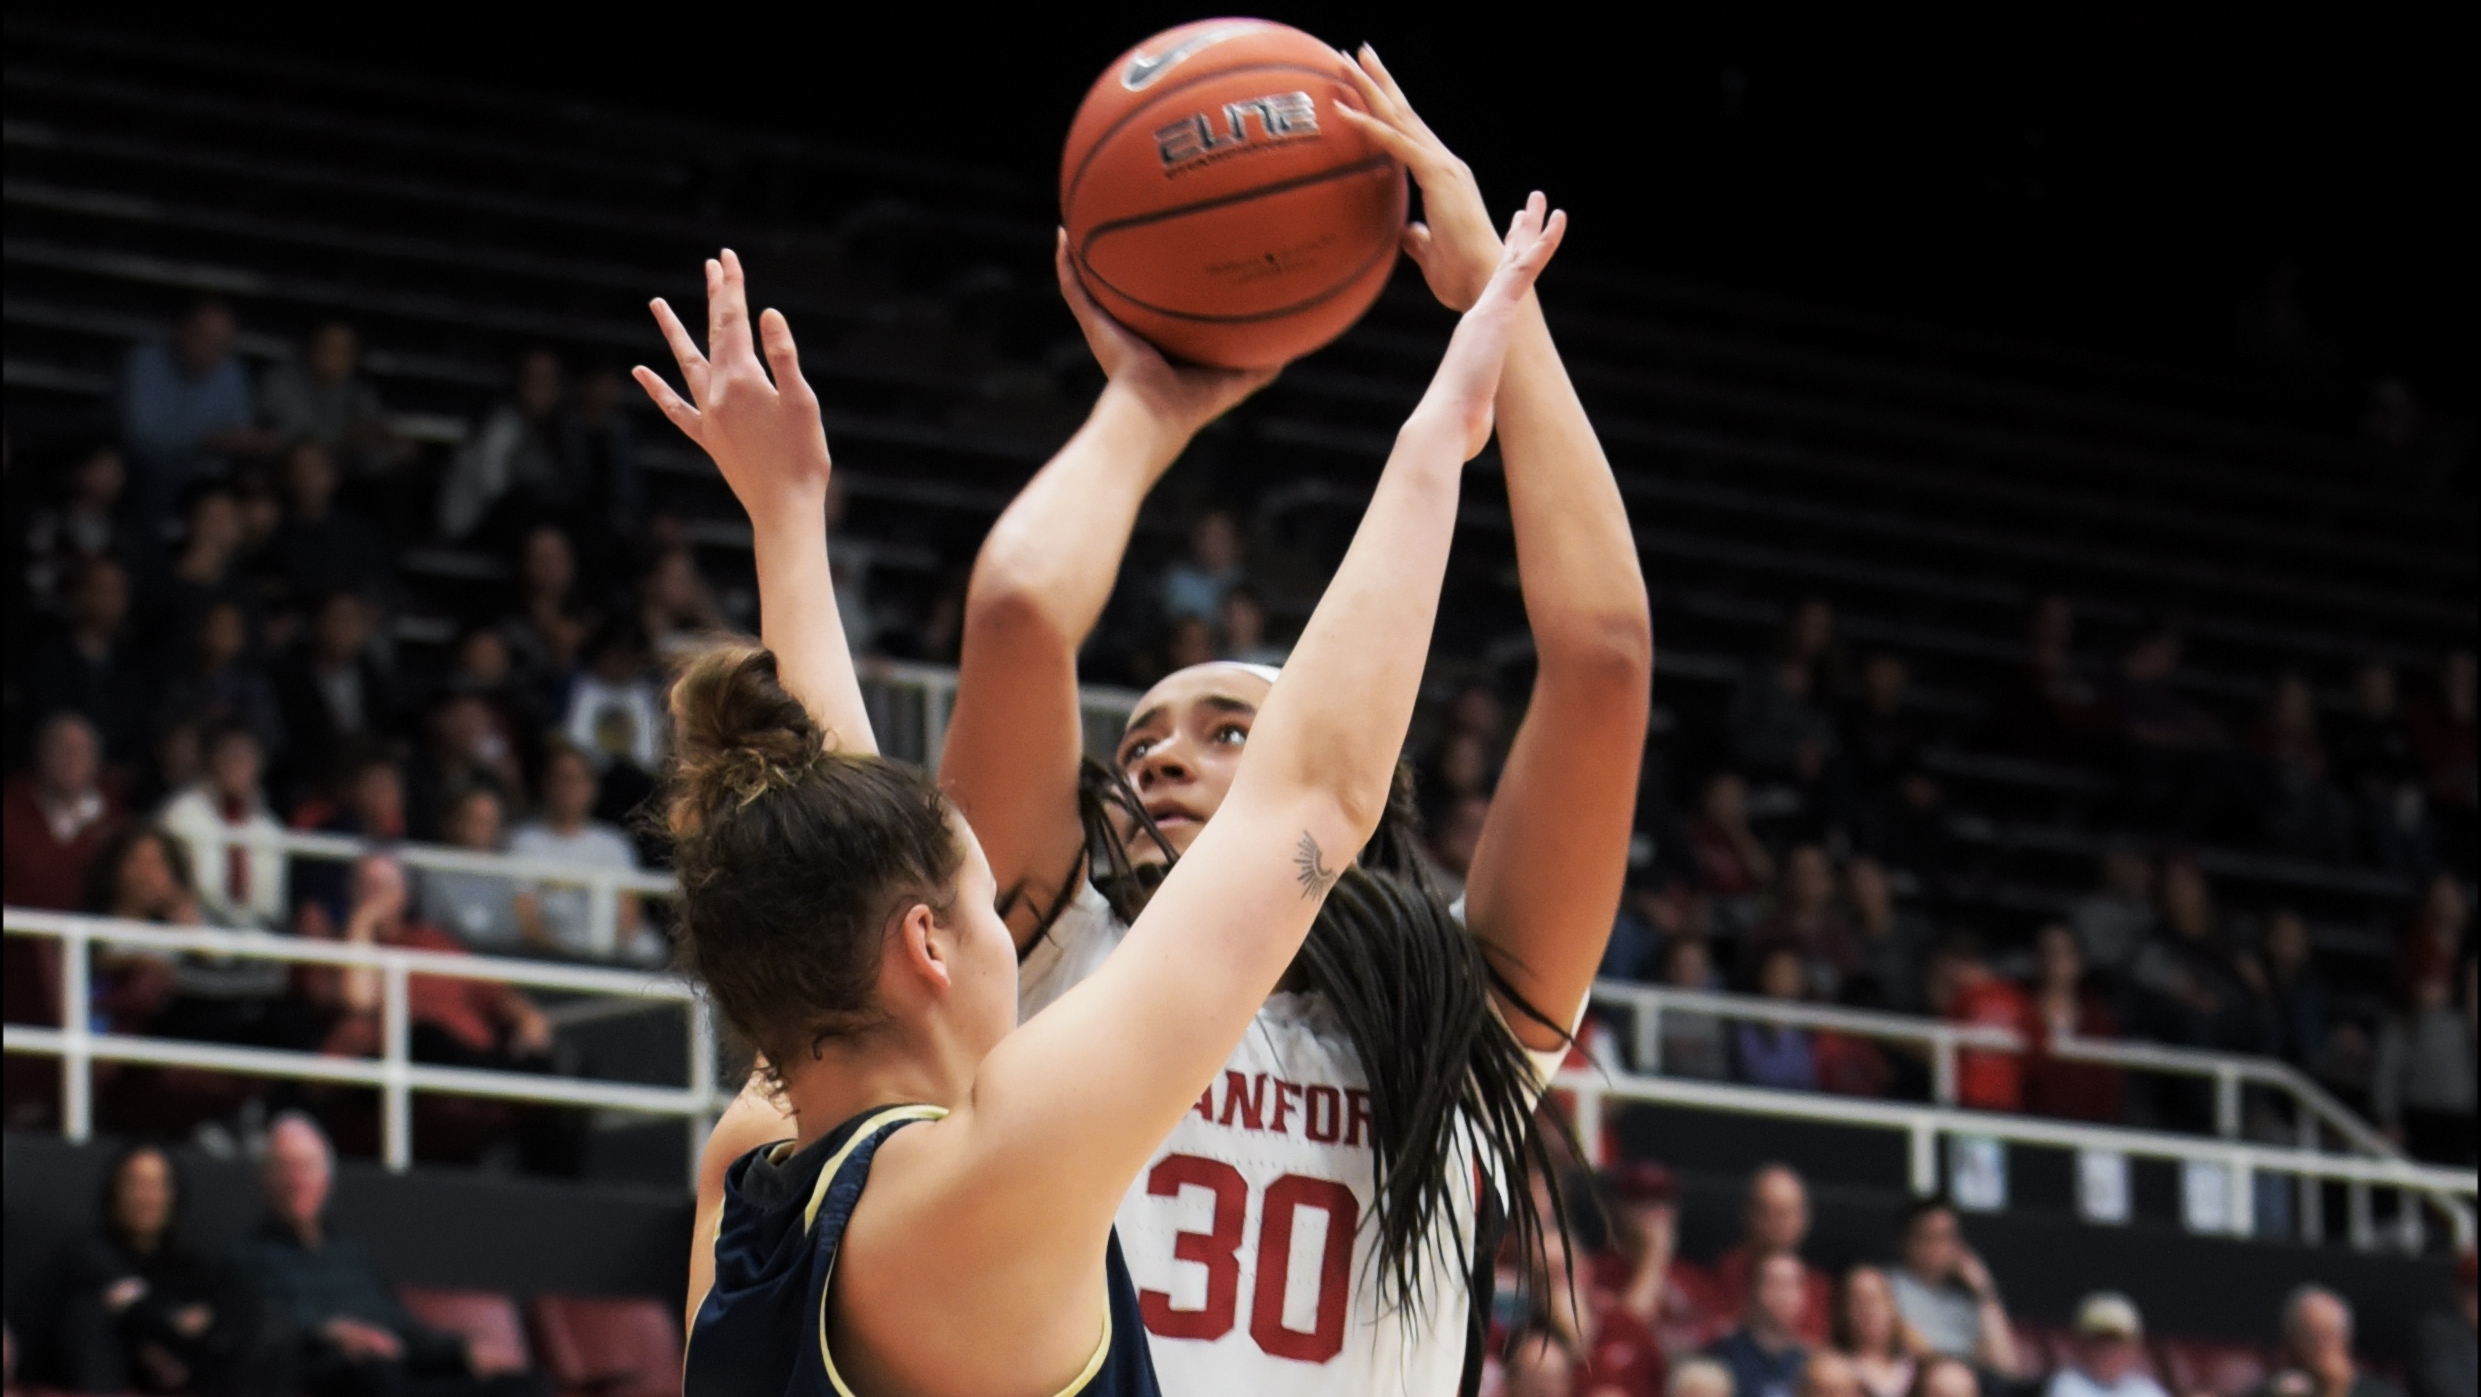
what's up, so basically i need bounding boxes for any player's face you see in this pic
[945,815,1021,1055]
[1113,664,1275,867]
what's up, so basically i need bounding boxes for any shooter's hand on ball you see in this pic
[1411,192,1568,460]
[1333,43,1506,312]
[635,250,833,522]
[1055,230,1280,441]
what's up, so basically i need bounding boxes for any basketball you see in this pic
[1061,19,1408,369]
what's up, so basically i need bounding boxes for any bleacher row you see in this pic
[2,17,2471,991]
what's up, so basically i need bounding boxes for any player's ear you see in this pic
[894,902,951,994]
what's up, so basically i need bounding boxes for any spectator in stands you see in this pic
[1731,618,1838,789]
[118,298,275,537]
[2049,1293,2169,1397]
[1754,844,1863,999]
[265,442,391,605]
[1160,507,1245,624]
[159,485,254,638]
[275,592,400,797]
[509,742,648,960]
[2259,908,2332,1073]
[1843,856,1929,1013]
[2131,855,2267,1063]
[1502,1329,1576,1397]
[1913,1355,1980,1397]
[1833,1266,1924,1397]
[2003,594,2101,760]
[2247,672,2355,861]
[2332,661,2431,875]
[438,347,568,546]
[157,601,287,765]
[25,556,150,762]
[2068,845,2156,989]
[1423,792,1492,899]
[1660,936,1734,1079]
[1707,1252,1816,1397]
[2106,626,2228,837]
[1837,652,1931,833]
[1738,946,1821,1092]
[559,365,642,549]
[2409,1248,2475,1397]
[1803,1352,1866,1397]
[1887,1200,2017,1374]
[636,544,727,662]
[415,787,526,953]
[556,618,664,802]
[21,445,129,614]
[259,321,406,479]
[2023,923,2123,1123]
[500,525,596,714]
[158,723,289,929]
[444,627,540,757]
[1673,1357,1737,1397]
[2370,936,2476,1164]
[1590,1162,1709,1360]
[3,713,121,911]
[288,744,406,935]
[31,1141,279,1397]
[1689,771,1776,904]
[231,1112,543,1396]
[1712,1165,1834,1344]
[2408,650,2475,877]
[1926,932,2029,1113]
[84,822,311,1070]
[2252,1287,2404,1397]
[1219,584,1289,667]
[406,693,524,842]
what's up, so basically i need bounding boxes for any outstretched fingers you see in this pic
[756,308,814,406]
[647,297,710,401]
[632,364,702,440]
[709,251,758,374]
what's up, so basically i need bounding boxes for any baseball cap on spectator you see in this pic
[1608,1159,1679,1205]
[2074,1293,2144,1339]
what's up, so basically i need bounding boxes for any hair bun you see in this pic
[668,644,825,821]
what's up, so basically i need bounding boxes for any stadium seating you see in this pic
[399,1285,535,1378]
[528,1295,684,1397]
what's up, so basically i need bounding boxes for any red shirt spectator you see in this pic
[315,855,549,1064]
[1709,1164,1835,1345]
[1932,934,2031,1111]
[1589,1161,1724,1367]
[2,715,121,911]
[2023,924,2125,1123]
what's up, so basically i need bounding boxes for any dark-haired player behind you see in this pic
[640,200,1564,1395]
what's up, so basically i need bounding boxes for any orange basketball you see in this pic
[1061,19,1407,369]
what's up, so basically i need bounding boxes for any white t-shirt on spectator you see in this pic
[157,786,289,930]
[510,821,645,960]
[1889,1269,1983,1359]
[2048,1368,2171,1397]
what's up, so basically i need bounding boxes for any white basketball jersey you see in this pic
[1019,884,1563,1397]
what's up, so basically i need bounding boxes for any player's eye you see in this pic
[1211,723,1248,746]
[1122,736,1157,763]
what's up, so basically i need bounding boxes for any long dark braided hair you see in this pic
[1018,753,1578,1344]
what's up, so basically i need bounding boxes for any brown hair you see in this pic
[664,644,962,1078]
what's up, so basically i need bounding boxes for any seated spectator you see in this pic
[25,556,150,763]
[1887,1200,2017,1373]
[288,744,407,935]
[557,619,665,788]
[2247,672,2354,861]
[2409,1248,2474,1397]
[265,442,391,605]
[416,787,527,953]
[1804,1351,1866,1397]
[1843,856,1931,1013]
[438,348,569,546]
[158,723,290,929]
[1502,1327,1576,1397]
[2333,661,2433,874]
[2250,1286,2404,1397]
[2260,909,2332,1074]
[406,694,525,842]
[1706,1252,1815,1397]
[1422,791,1492,901]
[1913,1355,1981,1397]
[85,824,307,1053]
[444,627,542,755]
[159,485,255,641]
[1160,507,1244,624]
[2000,594,2102,760]
[1737,947,1820,1092]
[1711,1165,1834,1344]
[1689,771,1776,902]
[118,298,275,538]
[2048,1293,2169,1397]
[560,364,642,548]
[1659,936,1734,1079]
[637,545,727,662]
[2371,946,2476,1165]
[319,855,553,1078]
[30,1142,278,1396]
[1590,1162,1712,1359]
[1731,638,1837,789]
[230,1112,543,1397]
[1837,652,1931,819]
[1834,1265,1924,1397]
[2067,845,2156,989]
[1673,1357,1738,1397]
[21,446,129,614]
[157,602,287,766]
[2022,924,2123,1123]
[3,713,122,911]
[2105,626,2229,837]
[275,592,401,797]
[1164,613,1217,673]
[2407,650,2474,876]
[499,525,597,714]
[1752,844,1863,999]
[2131,856,2268,1064]
[509,743,649,960]
[1219,584,1289,667]
[258,321,407,478]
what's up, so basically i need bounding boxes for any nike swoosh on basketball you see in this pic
[1122,25,1250,89]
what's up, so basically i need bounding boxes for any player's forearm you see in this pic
[1496,299,1653,686]
[964,384,1190,648]
[750,500,876,756]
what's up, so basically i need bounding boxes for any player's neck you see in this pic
[781,1037,971,1150]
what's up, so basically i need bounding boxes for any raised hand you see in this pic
[1410,193,1568,459]
[1332,44,1504,311]
[634,250,832,522]
[1055,231,1280,438]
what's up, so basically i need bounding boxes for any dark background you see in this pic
[19,4,2472,419]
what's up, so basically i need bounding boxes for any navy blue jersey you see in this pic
[686,1103,1162,1397]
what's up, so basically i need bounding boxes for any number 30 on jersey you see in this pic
[1136,1154,1358,1363]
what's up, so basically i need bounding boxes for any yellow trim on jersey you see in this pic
[800,1104,947,1232]
[820,1278,1113,1397]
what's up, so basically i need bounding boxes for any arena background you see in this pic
[2,6,2472,1397]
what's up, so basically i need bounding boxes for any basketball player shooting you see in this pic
[648,195,1565,1396]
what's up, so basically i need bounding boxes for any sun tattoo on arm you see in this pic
[1295,831,1337,899]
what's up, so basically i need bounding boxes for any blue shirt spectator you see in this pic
[1707,1251,1814,1397]
[117,300,271,535]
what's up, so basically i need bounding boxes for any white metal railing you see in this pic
[857,658,1140,771]
[2,909,722,1183]
[1554,1064,2479,1253]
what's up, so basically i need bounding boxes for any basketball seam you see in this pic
[1062,60,1360,213]
[1078,160,1406,325]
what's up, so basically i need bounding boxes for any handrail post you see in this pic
[1638,1001,1663,1075]
[2214,1067,2241,1138]
[2228,1153,2255,1237]
[1932,1030,1958,1107]
[382,960,412,1172]
[2296,1109,2323,1245]
[923,674,953,776]
[1908,1116,1938,1195]
[2349,1181,2374,1251]
[61,926,92,1143]
[586,878,617,960]
[1572,1080,1605,1166]
[687,997,720,1190]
